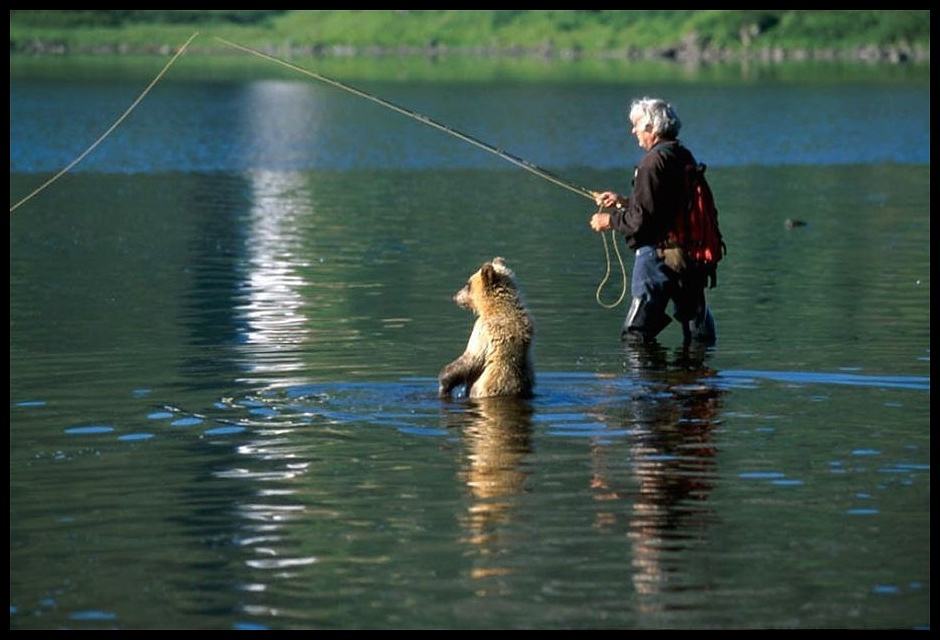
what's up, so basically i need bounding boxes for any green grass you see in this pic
[10,10,930,54]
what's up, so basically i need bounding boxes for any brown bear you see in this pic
[439,257,535,399]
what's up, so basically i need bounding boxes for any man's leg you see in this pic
[675,273,717,346]
[621,247,673,342]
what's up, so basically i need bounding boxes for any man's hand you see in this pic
[592,190,623,209]
[590,212,612,232]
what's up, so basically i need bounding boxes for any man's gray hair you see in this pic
[629,97,681,139]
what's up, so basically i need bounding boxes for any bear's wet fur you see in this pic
[439,257,535,399]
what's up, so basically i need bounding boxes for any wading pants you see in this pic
[622,246,717,346]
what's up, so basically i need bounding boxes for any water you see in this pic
[10,58,929,629]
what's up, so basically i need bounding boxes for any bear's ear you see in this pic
[491,257,514,278]
[480,262,497,289]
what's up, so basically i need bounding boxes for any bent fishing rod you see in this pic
[216,37,627,308]
[214,37,599,203]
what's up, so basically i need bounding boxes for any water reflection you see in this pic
[442,343,723,597]
[209,84,322,614]
[215,406,317,604]
[591,343,722,607]
[449,398,534,581]
[235,169,313,387]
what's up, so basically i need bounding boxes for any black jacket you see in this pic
[610,139,696,249]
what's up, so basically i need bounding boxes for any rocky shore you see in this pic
[11,38,930,65]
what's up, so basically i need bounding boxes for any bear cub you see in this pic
[439,257,535,399]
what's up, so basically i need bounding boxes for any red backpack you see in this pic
[669,162,726,288]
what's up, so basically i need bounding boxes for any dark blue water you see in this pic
[10,75,929,175]
[10,58,929,629]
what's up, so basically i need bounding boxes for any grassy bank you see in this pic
[10,10,930,63]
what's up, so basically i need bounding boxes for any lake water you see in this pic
[10,57,930,629]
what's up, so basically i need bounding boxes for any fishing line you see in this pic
[596,229,628,309]
[215,37,597,202]
[215,37,630,309]
[9,31,201,214]
[10,32,628,309]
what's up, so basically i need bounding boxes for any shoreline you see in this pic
[11,40,930,65]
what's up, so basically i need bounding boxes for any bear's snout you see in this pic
[454,285,472,310]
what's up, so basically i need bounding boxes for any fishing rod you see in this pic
[10,35,626,306]
[216,37,627,308]
[214,37,599,203]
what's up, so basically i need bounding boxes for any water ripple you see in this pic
[721,369,929,391]
[245,557,318,570]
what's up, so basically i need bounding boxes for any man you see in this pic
[589,97,716,345]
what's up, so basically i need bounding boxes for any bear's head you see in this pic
[453,257,519,314]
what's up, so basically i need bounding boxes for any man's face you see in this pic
[630,115,657,151]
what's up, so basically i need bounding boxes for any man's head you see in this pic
[628,98,681,151]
